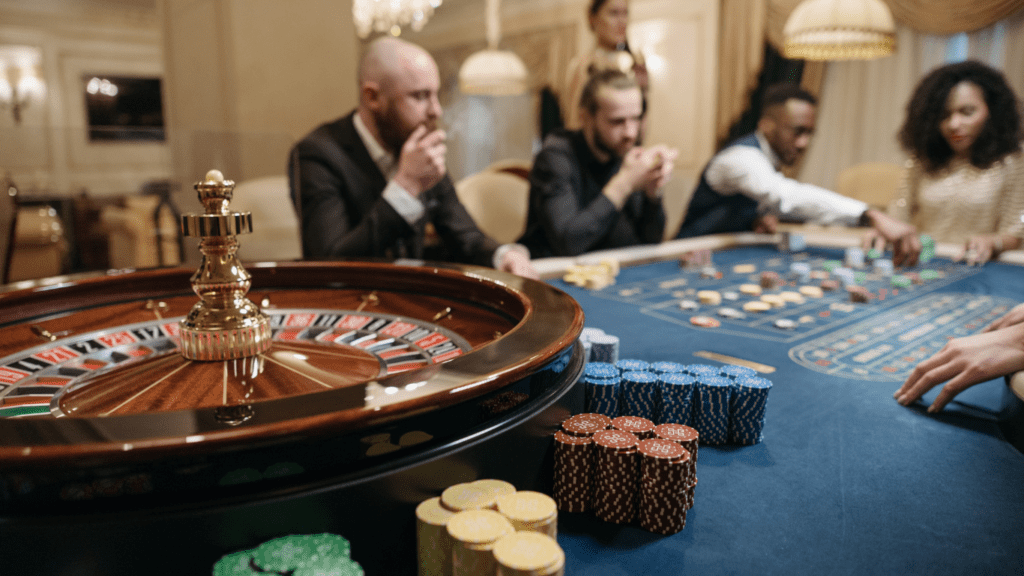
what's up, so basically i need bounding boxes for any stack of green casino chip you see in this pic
[213,533,362,576]
[822,260,842,272]
[890,275,912,288]
[919,234,936,263]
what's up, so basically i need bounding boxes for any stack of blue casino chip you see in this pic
[616,359,650,375]
[650,361,687,377]
[620,370,659,420]
[728,376,773,445]
[694,376,732,445]
[589,333,620,364]
[685,364,721,381]
[582,362,621,417]
[720,364,756,380]
[657,373,696,425]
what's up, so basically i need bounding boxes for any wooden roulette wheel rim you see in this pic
[0,260,584,513]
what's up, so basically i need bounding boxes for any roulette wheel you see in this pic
[0,172,585,574]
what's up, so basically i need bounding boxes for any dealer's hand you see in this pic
[895,323,1024,412]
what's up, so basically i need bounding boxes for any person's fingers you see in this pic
[895,354,962,407]
[928,369,980,413]
[405,124,428,147]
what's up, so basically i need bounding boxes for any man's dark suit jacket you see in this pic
[288,112,499,265]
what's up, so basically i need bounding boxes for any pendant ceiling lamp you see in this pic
[458,0,528,96]
[783,0,896,61]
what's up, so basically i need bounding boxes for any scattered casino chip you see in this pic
[722,291,740,301]
[717,307,746,319]
[847,285,871,303]
[759,271,782,289]
[760,294,786,308]
[697,290,722,305]
[733,264,756,274]
[798,285,824,298]
[690,316,721,328]
[742,301,771,313]
[779,291,805,304]
[820,279,840,291]
[700,266,719,279]
[679,299,699,311]
[739,283,762,296]
[773,319,797,329]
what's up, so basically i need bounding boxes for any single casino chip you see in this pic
[809,269,830,280]
[678,299,699,311]
[722,291,740,301]
[689,315,721,328]
[799,285,824,298]
[739,283,762,296]
[733,264,756,274]
[717,307,746,319]
[847,285,871,303]
[699,266,719,279]
[774,319,797,329]
[759,271,782,289]
[697,290,722,305]
[820,279,840,291]
[760,294,786,308]
[779,291,805,304]
[742,301,771,313]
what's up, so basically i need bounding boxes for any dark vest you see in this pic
[675,133,762,238]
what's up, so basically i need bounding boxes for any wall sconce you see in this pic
[0,46,46,124]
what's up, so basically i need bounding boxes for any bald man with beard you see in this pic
[289,37,536,277]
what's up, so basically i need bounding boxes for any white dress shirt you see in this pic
[705,132,867,226]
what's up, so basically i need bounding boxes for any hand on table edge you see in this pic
[894,322,1024,413]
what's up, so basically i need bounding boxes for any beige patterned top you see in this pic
[892,145,1024,244]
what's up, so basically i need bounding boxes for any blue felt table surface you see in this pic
[553,246,1024,575]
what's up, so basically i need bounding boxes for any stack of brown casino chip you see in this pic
[561,413,611,437]
[611,415,655,439]
[653,423,700,509]
[552,414,608,513]
[591,429,640,524]
[636,438,694,534]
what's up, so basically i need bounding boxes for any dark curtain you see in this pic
[721,43,804,149]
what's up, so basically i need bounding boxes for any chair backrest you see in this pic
[836,162,902,211]
[455,170,530,245]
[230,176,302,262]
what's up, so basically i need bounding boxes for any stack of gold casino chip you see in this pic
[416,497,457,576]
[447,509,515,576]
[442,479,516,512]
[495,491,558,538]
[492,531,565,576]
[562,259,619,290]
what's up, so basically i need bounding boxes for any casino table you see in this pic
[536,229,1024,576]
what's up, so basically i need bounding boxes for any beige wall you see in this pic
[0,0,167,198]
[161,0,359,216]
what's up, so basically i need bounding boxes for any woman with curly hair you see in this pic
[882,60,1024,265]
[891,61,1024,414]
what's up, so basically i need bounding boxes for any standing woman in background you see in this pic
[868,60,1024,265]
[561,0,648,130]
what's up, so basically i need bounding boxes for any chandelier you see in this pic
[353,0,443,38]
[783,0,896,61]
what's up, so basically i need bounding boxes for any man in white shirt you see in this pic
[675,83,919,265]
[289,37,536,277]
